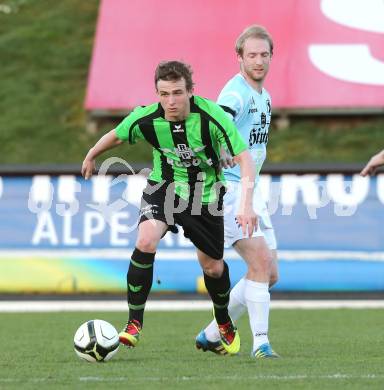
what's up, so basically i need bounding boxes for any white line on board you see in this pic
[1,249,384,261]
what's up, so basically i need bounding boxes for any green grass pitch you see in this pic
[1,309,383,389]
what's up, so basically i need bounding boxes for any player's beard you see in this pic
[245,67,266,83]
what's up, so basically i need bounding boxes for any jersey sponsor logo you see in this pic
[176,144,193,160]
[167,157,196,167]
[249,128,269,147]
[172,124,184,133]
[166,157,213,168]
[160,145,206,159]
[160,145,213,167]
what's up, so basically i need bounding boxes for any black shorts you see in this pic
[138,180,225,260]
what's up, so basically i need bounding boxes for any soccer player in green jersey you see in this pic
[82,61,257,355]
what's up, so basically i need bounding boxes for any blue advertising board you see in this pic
[0,173,383,292]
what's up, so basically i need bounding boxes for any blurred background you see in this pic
[0,0,383,296]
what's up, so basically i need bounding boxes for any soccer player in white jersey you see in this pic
[196,25,279,358]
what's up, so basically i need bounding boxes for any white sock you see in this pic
[244,279,270,351]
[204,278,247,342]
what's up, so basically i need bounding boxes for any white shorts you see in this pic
[223,181,277,250]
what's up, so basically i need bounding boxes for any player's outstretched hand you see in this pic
[236,209,258,238]
[360,150,384,177]
[219,147,236,169]
[81,158,96,180]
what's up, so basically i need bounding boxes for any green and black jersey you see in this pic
[115,95,247,204]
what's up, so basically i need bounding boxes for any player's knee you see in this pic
[202,260,224,278]
[136,235,158,253]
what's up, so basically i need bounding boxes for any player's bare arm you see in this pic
[81,129,123,179]
[360,149,384,176]
[233,149,257,237]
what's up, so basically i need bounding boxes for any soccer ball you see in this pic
[74,319,120,362]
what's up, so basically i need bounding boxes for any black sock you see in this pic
[127,248,155,326]
[203,261,231,325]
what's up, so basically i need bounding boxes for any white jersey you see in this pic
[217,73,271,184]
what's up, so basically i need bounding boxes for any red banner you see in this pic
[85,0,384,110]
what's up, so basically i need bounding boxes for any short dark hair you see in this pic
[155,61,194,91]
[236,24,274,56]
